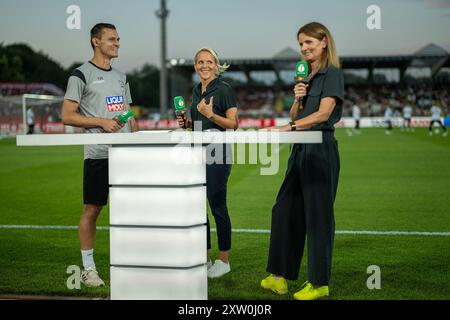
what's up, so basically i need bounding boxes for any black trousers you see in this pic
[429,120,447,132]
[403,118,411,128]
[267,132,340,286]
[206,163,232,251]
[386,120,392,130]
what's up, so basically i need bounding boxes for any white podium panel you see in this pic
[110,265,207,300]
[110,186,207,226]
[109,146,206,185]
[17,131,323,300]
[108,144,208,300]
[110,226,206,267]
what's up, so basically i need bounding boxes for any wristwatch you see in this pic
[289,121,297,131]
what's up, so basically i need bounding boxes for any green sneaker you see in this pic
[261,274,288,295]
[293,281,329,300]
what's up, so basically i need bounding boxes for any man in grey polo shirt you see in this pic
[62,23,138,287]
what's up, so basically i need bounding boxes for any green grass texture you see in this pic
[0,128,449,299]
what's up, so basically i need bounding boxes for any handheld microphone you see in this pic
[295,61,309,83]
[115,110,134,125]
[294,61,309,105]
[174,96,187,129]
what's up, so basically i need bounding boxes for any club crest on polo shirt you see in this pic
[93,76,105,84]
[106,95,125,112]
[118,79,125,91]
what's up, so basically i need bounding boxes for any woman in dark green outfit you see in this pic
[261,22,344,300]
[177,47,238,278]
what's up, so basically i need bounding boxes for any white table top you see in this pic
[17,130,323,146]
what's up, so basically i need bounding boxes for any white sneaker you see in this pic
[207,260,230,278]
[81,268,105,287]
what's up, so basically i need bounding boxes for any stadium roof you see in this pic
[169,43,450,71]
[414,43,449,56]
[272,47,299,59]
[0,83,64,96]
[168,43,450,95]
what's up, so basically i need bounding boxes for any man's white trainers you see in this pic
[207,260,230,278]
[81,268,105,287]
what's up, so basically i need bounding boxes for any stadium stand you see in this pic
[0,83,64,135]
[170,43,450,119]
[1,44,448,133]
[0,83,64,97]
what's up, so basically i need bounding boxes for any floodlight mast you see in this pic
[156,0,169,119]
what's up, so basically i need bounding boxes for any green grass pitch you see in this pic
[0,128,449,299]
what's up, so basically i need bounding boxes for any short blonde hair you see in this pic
[297,22,340,70]
[194,47,230,75]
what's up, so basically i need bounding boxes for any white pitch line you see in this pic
[228,228,450,236]
[0,225,109,230]
[0,225,449,236]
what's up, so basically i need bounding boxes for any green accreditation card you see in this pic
[174,96,186,111]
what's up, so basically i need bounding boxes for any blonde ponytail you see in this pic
[194,47,230,75]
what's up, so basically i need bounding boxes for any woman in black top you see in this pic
[177,47,238,278]
[261,22,344,300]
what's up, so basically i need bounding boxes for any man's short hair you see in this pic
[90,23,116,50]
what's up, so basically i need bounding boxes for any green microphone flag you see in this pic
[174,96,186,111]
[295,61,309,108]
[295,61,309,83]
[174,96,187,129]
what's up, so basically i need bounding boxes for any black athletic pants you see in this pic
[429,120,447,132]
[266,132,340,286]
[206,163,232,251]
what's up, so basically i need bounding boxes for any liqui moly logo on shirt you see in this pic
[106,95,125,112]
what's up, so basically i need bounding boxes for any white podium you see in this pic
[17,130,322,300]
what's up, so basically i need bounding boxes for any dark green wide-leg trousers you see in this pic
[266,132,340,286]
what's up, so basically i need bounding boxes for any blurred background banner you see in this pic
[0,0,449,302]
[1,0,449,136]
